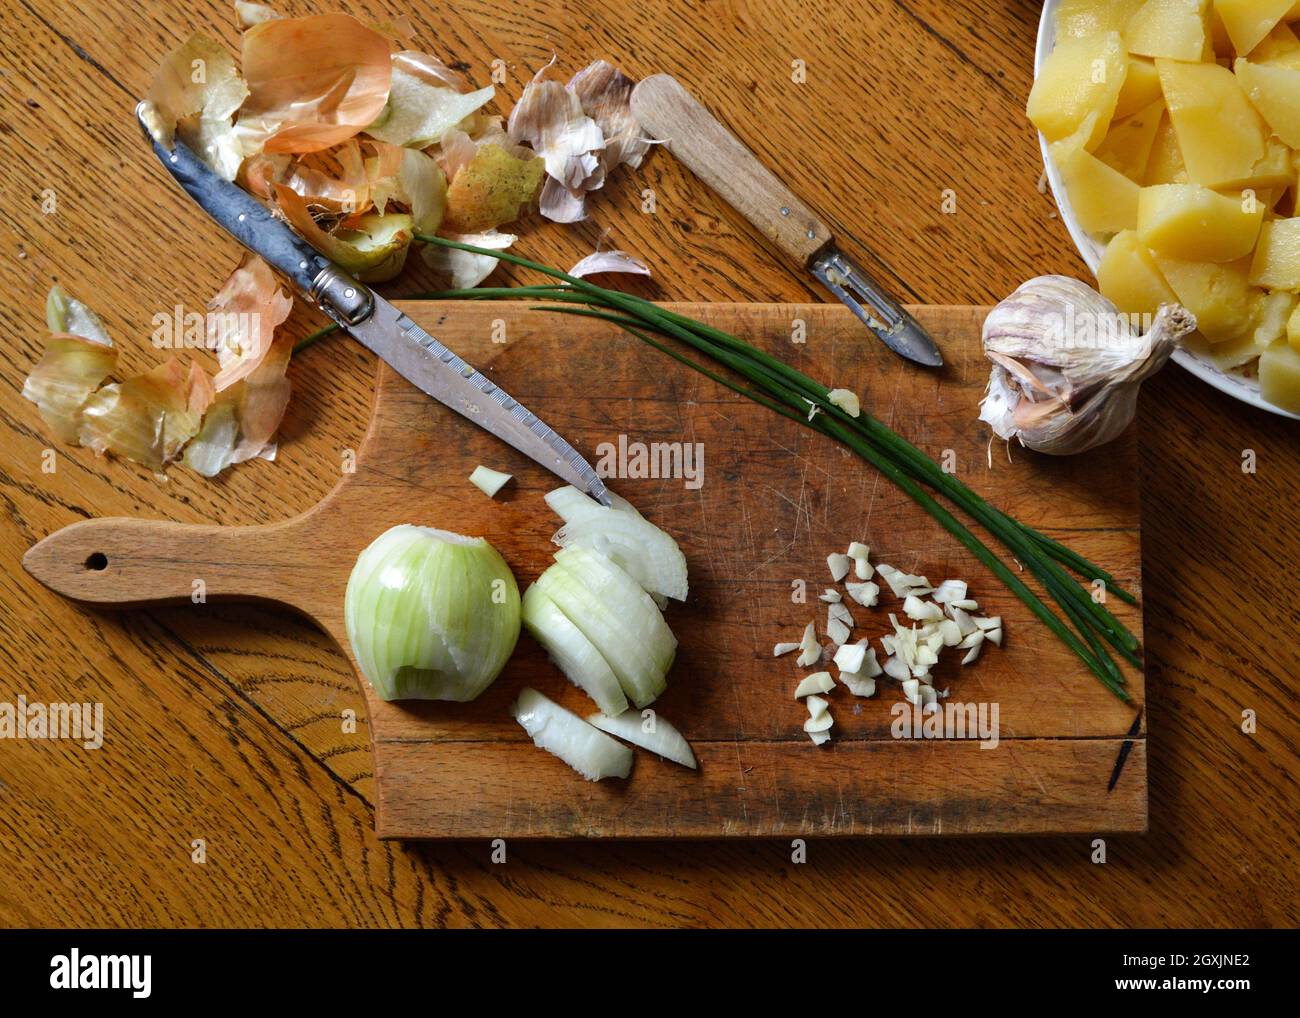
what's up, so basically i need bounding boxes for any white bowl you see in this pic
[1034,1,1300,419]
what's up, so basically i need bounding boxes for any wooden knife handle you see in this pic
[22,516,312,611]
[630,73,835,267]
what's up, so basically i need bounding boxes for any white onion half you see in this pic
[521,584,628,716]
[586,708,697,769]
[344,525,520,701]
[512,687,632,780]
[536,546,675,707]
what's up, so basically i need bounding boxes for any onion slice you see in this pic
[551,500,687,601]
[538,547,674,707]
[586,709,696,769]
[469,464,511,497]
[512,688,632,781]
[521,584,628,716]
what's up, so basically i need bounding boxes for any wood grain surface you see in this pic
[0,0,1295,925]
[22,303,1147,838]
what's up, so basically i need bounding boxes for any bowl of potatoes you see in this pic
[1032,0,1300,418]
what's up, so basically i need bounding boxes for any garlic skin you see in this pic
[979,276,1196,455]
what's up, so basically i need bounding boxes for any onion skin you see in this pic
[344,525,520,701]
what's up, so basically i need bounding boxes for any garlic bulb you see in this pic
[979,276,1196,455]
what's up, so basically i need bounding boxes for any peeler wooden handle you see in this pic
[630,73,834,267]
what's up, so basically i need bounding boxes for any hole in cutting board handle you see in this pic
[84,552,108,571]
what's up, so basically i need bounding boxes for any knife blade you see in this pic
[135,102,610,505]
[629,74,942,367]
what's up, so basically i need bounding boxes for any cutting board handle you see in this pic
[630,73,835,266]
[22,515,314,612]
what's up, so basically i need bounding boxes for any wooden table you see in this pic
[0,0,1295,927]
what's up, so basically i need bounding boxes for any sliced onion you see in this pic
[544,484,642,522]
[537,547,674,707]
[552,502,687,602]
[512,688,631,781]
[586,708,696,769]
[521,584,627,717]
[469,464,511,497]
[344,526,521,701]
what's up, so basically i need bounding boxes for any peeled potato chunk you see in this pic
[1215,0,1293,56]
[1157,59,1266,187]
[1287,301,1300,350]
[1097,229,1179,315]
[1234,59,1300,148]
[1054,0,1146,40]
[1258,336,1300,411]
[1248,21,1300,66]
[1191,289,1295,368]
[1249,218,1300,289]
[1137,184,1265,261]
[1142,112,1187,184]
[1028,31,1127,146]
[1153,254,1257,342]
[1096,100,1165,180]
[1052,124,1141,234]
[1113,57,1165,118]
[1127,0,1210,61]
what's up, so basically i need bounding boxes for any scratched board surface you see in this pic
[320,302,1147,837]
[19,301,1146,838]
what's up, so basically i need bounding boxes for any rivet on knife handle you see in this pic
[630,74,943,367]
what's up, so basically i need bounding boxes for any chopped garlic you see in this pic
[469,464,512,497]
[819,588,842,603]
[903,595,943,622]
[828,601,855,628]
[937,618,962,647]
[833,641,866,674]
[804,714,834,734]
[796,621,821,667]
[947,604,979,637]
[974,615,1002,631]
[827,552,851,581]
[882,653,909,681]
[846,541,870,560]
[901,678,921,706]
[839,672,876,697]
[795,671,835,697]
[931,579,968,604]
[805,694,830,719]
[773,642,799,657]
[827,617,851,646]
[951,598,979,611]
[808,729,831,746]
[828,388,861,417]
[985,627,1003,646]
[956,629,984,649]
[876,563,933,598]
[845,581,880,607]
[962,640,983,665]
[854,558,873,580]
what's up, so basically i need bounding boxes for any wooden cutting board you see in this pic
[23,302,1146,838]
